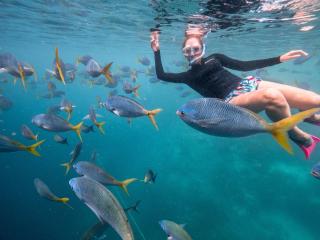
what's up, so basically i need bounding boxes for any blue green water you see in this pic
[1,1,320,239]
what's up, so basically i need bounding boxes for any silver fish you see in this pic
[61,142,82,175]
[69,176,134,240]
[104,95,162,130]
[32,113,83,141]
[177,98,320,154]
[0,134,44,156]
[21,124,38,141]
[159,220,192,240]
[144,169,157,184]
[73,161,137,195]
[53,134,68,145]
[34,178,70,206]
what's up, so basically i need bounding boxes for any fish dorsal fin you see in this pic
[179,223,186,228]
[84,202,104,223]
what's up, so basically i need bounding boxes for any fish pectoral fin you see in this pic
[112,109,120,116]
[84,202,104,223]
[197,119,225,128]
[82,114,90,120]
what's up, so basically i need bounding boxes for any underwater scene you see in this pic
[1,1,320,239]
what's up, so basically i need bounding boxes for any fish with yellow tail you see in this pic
[73,161,138,195]
[177,98,320,157]
[77,55,113,84]
[54,48,66,84]
[61,142,82,175]
[69,176,134,240]
[104,95,162,130]
[0,134,45,156]
[32,113,83,142]
[83,106,105,134]
[34,178,72,209]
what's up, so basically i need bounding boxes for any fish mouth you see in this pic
[176,110,182,116]
[311,171,320,178]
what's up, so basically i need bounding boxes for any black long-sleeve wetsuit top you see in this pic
[154,50,282,99]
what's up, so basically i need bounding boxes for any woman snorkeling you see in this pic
[150,26,320,159]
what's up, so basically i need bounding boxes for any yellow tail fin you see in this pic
[95,121,105,135]
[119,178,138,196]
[267,107,320,154]
[71,121,83,142]
[17,63,26,90]
[55,48,66,85]
[101,62,113,84]
[146,108,163,130]
[60,162,71,175]
[23,139,46,157]
[56,197,73,209]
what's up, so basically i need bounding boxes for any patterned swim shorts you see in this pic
[224,76,261,102]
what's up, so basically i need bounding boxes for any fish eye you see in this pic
[180,111,185,115]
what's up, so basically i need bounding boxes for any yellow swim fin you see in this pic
[119,178,138,196]
[55,48,66,85]
[71,121,83,142]
[145,108,163,130]
[22,139,46,157]
[55,197,73,209]
[267,107,320,154]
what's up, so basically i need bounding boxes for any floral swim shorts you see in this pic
[224,76,261,102]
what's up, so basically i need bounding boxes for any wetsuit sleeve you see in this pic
[212,53,281,71]
[154,50,188,83]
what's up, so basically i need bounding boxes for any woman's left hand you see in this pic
[280,50,309,62]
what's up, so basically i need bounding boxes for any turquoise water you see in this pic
[1,1,320,239]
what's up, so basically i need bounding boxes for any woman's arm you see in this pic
[151,31,188,83]
[154,50,189,83]
[212,53,281,71]
[213,50,309,71]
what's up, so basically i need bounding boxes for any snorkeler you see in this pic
[150,26,320,159]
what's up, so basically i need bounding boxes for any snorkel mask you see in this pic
[183,43,206,65]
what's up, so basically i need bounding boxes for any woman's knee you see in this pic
[262,88,287,108]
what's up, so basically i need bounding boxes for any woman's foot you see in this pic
[304,113,320,126]
[289,131,320,159]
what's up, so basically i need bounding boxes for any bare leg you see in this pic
[258,80,320,122]
[229,87,311,145]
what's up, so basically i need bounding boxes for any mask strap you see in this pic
[189,43,206,65]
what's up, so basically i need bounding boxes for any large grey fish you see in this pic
[73,161,137,195]
[69,176,134,240]
[21,124,38,141]
[104,95,162,130]
[0,134,45,156]
[61,142,82,175]
[159,220,192,240]
[77,55,113,83]
[34,178,71,207]
[32,113,83,141]
[177,98,320,154]
[82,200,141,240]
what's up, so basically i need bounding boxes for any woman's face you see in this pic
[183,37,203,64]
